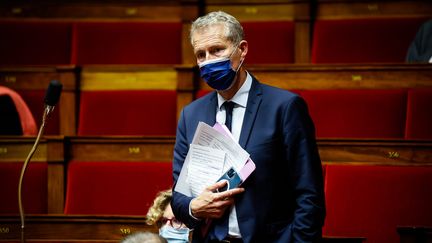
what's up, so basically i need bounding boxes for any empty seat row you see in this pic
[4,87,432,139]
[0,21,182,65]
[5,87,432,139]
[0,161,172,216]
[198,88,432,140]
[0,17,428,65]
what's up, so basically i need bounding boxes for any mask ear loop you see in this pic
[235,56,245,72]
[229,43,245,72]
[221,47,245,91]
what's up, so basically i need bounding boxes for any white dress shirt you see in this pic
[215,72,252,238]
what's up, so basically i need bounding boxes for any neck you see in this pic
[218,68,246,100]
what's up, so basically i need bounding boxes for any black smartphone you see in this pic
[216,167,243,192]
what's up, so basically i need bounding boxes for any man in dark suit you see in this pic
[171,11,325,242]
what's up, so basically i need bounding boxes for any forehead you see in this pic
[192,24,229,51]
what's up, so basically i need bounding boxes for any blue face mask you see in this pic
[159,225,190,243]
[198,48,244,91]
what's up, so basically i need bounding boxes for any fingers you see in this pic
[214,188,243,201]
[191,184,245,219]
[206,180,228,192]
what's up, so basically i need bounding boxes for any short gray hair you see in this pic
[190,11,244,46]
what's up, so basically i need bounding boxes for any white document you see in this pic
[192,122,249,173]
[187,144,226,197]
[174,122,251,197]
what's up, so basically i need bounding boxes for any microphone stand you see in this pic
[18,105,54,243]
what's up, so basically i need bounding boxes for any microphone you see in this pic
[43,79,63,122]
[18,80,63,237]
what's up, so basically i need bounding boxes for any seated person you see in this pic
[0,86,36,135]
[121,231,167,243]
[146,189,191,243]
[406,19,432,63]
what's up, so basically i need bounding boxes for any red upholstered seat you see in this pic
[311,18,427,63]
[0,162,48,214]
[72,22,182,65]
[323,164,432,243]
[78,90,177,136]
[0,21,72,65]
[242,21,295,64]
[405,88,432,139]
[64,161,173,215]
[300,89,407,139]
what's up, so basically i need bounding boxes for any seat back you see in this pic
[72,22,182,65]
[77,90,177,136]
[312,18,427,63]
[300,89,407,138]
[0,20,72,65]
[242,21,295,64]
[0,162,48,214]
[64,161,173,215]
[405,88,432,139]
[323,164,432,243]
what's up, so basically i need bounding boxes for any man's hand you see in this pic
[190,180,245,219]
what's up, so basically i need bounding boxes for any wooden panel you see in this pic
[65,137,432,165]
[319,139,432,165]
[0,66,77,91]
[182,22,196,65]
[0,137,51,163]
[206,1,310,21]
[295,21,310,63]
[67,137,175,162]
[80,65,178,91]
[0,215,155,242]
[0,214,364,242]
[245,64,432,90]
[316,0,432,19]
[176,65,197,119]
[0,2,197,21]
[47,163,64,214]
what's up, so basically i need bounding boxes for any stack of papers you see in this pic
[175,122,255,197]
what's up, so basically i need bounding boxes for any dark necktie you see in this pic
[213,101,236,240]
[223,101,235,132]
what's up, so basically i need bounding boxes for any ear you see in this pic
[239,40,248,59]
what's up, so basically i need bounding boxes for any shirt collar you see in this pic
[217,71,252,109]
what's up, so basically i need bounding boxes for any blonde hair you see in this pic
[145,189,172,226]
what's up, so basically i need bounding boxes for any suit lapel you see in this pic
[239,77,262,148]
[204,91,218,126]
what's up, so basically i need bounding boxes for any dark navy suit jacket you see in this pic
[172,76,325,242]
